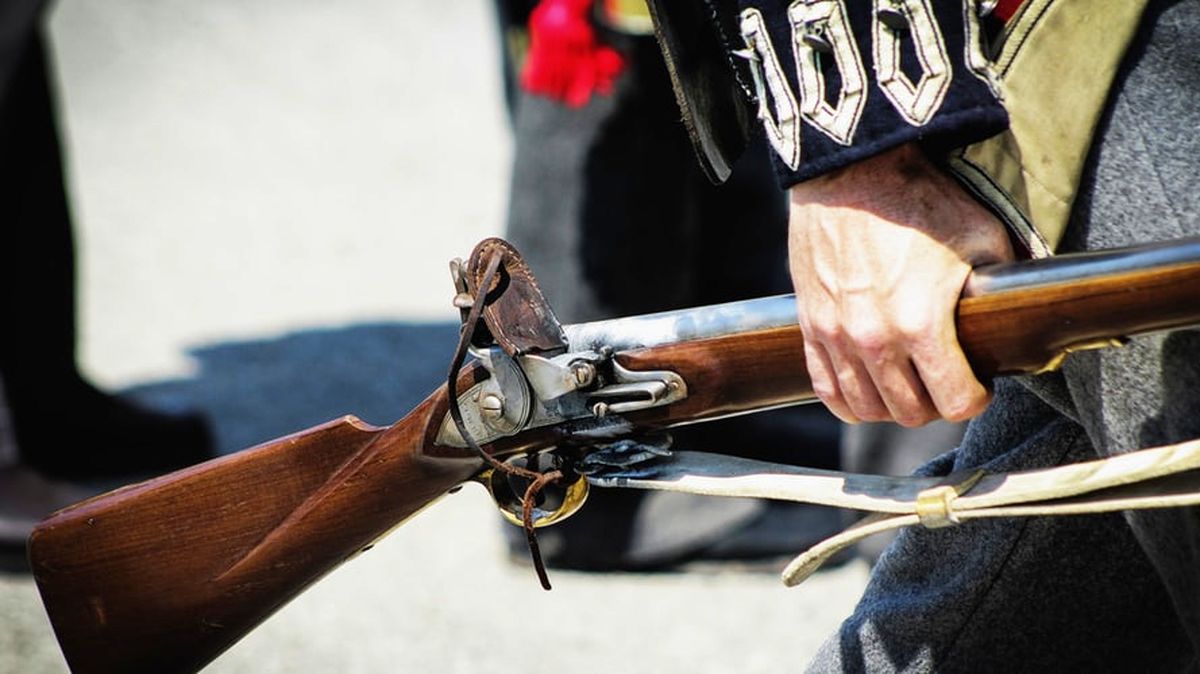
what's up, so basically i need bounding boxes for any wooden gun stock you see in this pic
[27,236,1200,673]
[28,394,480,674]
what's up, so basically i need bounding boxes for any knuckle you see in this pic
[828,332,855,354]
[941,392,988,422]
[894,314,934,343]
[846,323,891,358]
[812,379,840,402]
[815,391,858,425]
[889,387,940,427]
[894,407,936,428]
[860,409,892,424]
[846,395,889,423]
[832,409,861,425]
[810,317,844,345]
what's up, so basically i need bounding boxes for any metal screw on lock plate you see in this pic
[570,362,597,389]
[479,393,505,419]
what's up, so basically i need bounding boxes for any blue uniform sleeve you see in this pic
[733,0,1007,186]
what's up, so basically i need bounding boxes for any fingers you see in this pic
[860,352,939,427]
[795,257,979,425]
[803,312,943,426]
[801,339,860,424]
[825,345,889,421]
[910,325,992,422]
[786,143,1009,427]
[809,333,981,426]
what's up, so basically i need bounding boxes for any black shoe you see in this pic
[9,376,215,481]
[0,464,101,571]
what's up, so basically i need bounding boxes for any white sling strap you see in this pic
[586,438,1200,586]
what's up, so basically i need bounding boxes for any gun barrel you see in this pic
[27,236,1200,673]
[572,236,1200,431]
[566,236,1200,356]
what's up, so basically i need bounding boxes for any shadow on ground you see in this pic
[4,320,851,574]
[0,318,870,674]
[126,321,461,456]
[0,321,460,574]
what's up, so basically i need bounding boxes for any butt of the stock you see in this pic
[28,407,479,674]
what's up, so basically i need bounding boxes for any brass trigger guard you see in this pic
[476,466,590,528]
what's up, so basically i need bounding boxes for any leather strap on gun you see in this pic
[585,439,1200,586]
[26,235,1200,674]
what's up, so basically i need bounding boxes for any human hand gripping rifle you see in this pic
[27,236,1200,673]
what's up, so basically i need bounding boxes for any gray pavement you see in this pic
[0,1,869,672]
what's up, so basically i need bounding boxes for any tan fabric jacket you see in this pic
[945,0,1152,257]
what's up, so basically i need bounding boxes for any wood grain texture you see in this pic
[958,264,1200,375]
[30,394,481,674]
[616,260,1200,429]
[28,241,1200,673]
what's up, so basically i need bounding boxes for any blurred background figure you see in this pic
[0,3,213,553]
[492,0,847,571]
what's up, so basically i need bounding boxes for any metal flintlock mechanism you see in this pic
[443,236,1200,589]
[442,238,689,588]
[25,235,1200,673]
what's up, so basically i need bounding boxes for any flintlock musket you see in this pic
[27,236,1200,673]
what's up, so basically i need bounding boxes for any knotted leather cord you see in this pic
[446,249,561,590]
[521,468,564,587]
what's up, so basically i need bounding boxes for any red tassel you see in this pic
[520,0,625,108]
[991,0,1026,22]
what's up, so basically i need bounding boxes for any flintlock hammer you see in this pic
[27,235,1200,673]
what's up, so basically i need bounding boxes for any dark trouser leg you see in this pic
[812,380,1194,672]
[0,32,77,384]
[840,421,967,562]
[1053,0,1200,652]
[810,2,1200,669]
[0,32,212,480]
